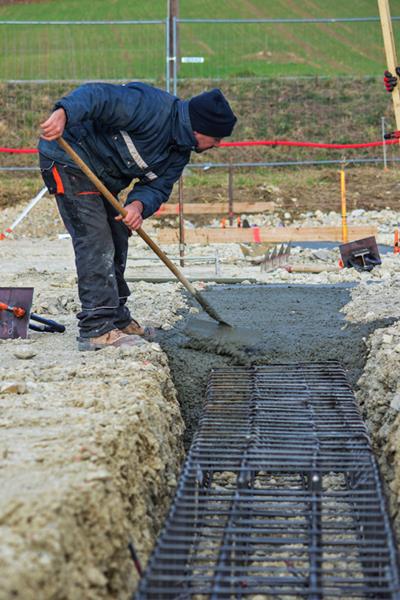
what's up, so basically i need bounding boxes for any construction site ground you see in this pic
[1,166,400,598]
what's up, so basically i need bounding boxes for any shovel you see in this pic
[56,137,259,349]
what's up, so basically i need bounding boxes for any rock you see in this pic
[13,349,37,360]
[46,304,59,316]
[86,566,108,587]
[0,382,27,394]
[312,249,331,262]
[85,469,111,482]
[390,394,400,411]
[266,184,280,193]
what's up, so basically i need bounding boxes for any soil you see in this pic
[0,235,189,600]
[1,165,399,230]
[1,184,400,597]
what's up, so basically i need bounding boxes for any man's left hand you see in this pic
[115,200,143,230]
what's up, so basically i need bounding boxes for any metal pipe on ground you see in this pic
[285,264,340,273]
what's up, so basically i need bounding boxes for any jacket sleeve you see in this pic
[54,83,146,130]
[125,152,190,219]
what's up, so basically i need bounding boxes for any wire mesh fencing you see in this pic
[174,17,400,167]
[0,16,400,169]
[0,20,167,168]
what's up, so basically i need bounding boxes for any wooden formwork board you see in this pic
[157,225,377,245]
[152,201,276,216]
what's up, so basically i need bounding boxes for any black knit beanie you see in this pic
[188,88,237,138]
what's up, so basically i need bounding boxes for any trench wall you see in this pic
[0,336,184,600]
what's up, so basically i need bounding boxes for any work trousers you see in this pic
[39,155,132,338]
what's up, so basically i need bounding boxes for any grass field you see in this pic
[0,1,398,182]
[0,0,398,79]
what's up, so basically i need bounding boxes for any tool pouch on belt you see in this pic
[39,156,59,194]
[39,155,100,197]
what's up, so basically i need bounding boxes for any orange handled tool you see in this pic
[0,302,26,318]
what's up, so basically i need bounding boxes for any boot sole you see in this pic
[78,338,148,352]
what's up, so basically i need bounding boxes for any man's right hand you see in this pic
[40,108,67,140]
[384,68,400,92]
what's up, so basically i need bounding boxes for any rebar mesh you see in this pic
[135,362,400,599]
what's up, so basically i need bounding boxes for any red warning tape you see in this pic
[0,147,38,153]
[220,139,400,149]
[1,137,400,154]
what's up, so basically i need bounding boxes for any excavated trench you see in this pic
[140,282,400,596]
[158,283,396,448]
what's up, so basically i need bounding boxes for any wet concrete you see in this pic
[157,284,395,448]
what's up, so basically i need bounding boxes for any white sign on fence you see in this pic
[181,57,205,63]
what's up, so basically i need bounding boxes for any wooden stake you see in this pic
[153,201,276,216]
[378,0,400,129]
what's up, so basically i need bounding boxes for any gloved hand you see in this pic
[384,68,400,92]
[384,130,400,140]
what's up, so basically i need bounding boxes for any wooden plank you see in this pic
[157,225,377,245]
[378,0,400,129]
[152,201,276,216]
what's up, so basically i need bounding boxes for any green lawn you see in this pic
[0,0,398,79]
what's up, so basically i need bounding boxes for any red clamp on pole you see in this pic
[394,229,400,254]
[252,226,261,243]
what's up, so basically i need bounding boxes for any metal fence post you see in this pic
[228,165,234,226]
[165,16,170,92]
[173,16,178,96]
[381,116,388,171]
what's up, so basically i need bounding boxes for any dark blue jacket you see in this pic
[38,82,197,218]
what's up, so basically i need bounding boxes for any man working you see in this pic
[39,82,237,351]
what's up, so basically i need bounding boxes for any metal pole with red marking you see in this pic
[0,187,47,240]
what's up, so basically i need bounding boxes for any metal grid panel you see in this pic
[135,362,400,599]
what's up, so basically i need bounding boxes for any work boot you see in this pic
[78,328,148,351]
[119,319,156,341]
